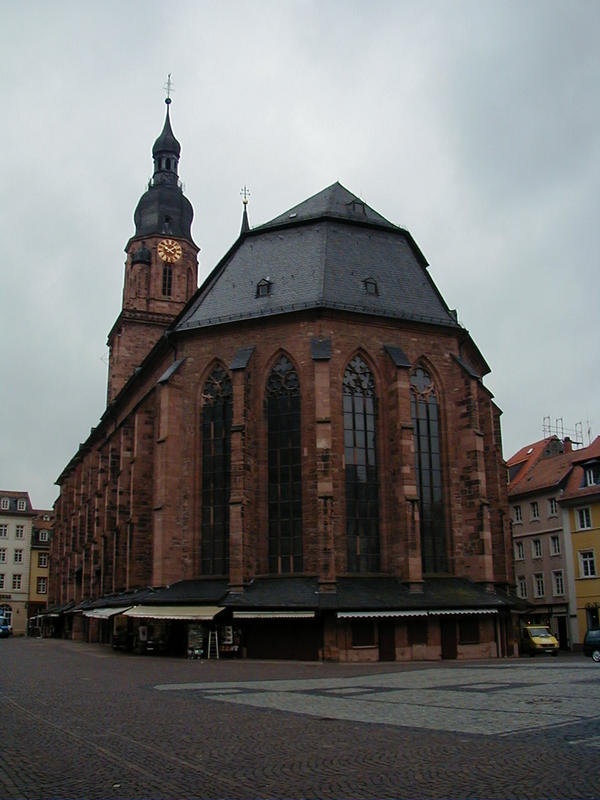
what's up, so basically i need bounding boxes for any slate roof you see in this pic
[145,579,229,605]
[221,576,511,612]
[176,182,460,334]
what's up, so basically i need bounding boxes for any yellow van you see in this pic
[520,625,559,656]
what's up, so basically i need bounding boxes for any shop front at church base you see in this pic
[41,576,513,662]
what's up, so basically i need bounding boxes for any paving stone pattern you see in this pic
[1,638,599,799]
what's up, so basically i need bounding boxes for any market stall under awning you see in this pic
[83,607,132,619]
[123,605,223,620]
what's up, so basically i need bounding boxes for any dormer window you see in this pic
[17,499,26,511]
[584,465,599,487]
[256,278,272,298]
[0,498,8,510]
[363,277,378,296]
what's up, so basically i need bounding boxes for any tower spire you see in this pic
[240,184,251,235]
[132,86,193,240]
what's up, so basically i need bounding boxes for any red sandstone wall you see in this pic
[52,308,510,602]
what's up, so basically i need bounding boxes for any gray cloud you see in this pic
[1,0,598,508]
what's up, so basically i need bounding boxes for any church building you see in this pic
[50,98,514,661]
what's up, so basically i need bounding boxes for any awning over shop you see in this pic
[338,608,498,618]
[337,610,427,619]
[233,611,315,619]
[123,605,223,621]
[429,608,498,616]
[83,606,131,619]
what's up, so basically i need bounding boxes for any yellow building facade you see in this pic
[562,437,600,645]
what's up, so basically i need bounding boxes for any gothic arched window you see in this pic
[266,355,303,574]
[410,366,447,573]
[343,355,380,572]
[201,365,232,575]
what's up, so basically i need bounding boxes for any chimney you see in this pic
[563,437,573,453]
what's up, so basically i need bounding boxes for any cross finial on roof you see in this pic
[240,184,251,206]
[164,73,174,105]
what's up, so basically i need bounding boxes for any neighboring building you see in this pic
[50,97,513,661]
[508,435,600,650]
[28,510,53,631]
[0,491,35,635]
[507,436,574,648]
[560,437,600,646]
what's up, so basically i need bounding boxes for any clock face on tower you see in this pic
[157,238,182,263]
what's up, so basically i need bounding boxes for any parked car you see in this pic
[520,625,559,656]
[583,628,600,662]
[0,616,12,637]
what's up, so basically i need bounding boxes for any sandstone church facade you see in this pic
[50,99,514,661]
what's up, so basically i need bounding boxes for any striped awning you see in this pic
[123,605,223,621]
[233,611,315,619]
[429,609,498,616]
[337,610,427,619]
[83,606,131,619]
[338,608,498,619]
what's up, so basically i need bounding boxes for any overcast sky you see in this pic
[1,0,598,510]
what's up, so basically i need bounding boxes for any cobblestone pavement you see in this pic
[1,638,599,799]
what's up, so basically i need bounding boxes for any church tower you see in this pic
[107,96,198,403]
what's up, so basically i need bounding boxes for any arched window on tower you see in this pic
[162,263,173,296]
[201,365,232,575]
[343,355,380,572]
[410,366,448,573]
[266,355,303,574]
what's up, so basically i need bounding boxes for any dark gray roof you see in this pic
[152,103,181,158]
[254,182,399,232]
[132,101,194,242]
[222,576,511,612]
[176,183,459,334]
[148,579,229,605]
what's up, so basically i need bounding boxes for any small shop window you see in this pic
[458,617,480,644]
[351,620,376,647]
[407,618,428,645]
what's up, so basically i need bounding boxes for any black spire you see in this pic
[240,185,250,235]
[133,96,194,241]
[151,99,181,186]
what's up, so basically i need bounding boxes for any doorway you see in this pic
[378,620,396,661]
[440,618,457,659]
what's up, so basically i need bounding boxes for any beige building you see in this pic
[507,437,574,649]
[28,510,53,631]
[0,491,35,635]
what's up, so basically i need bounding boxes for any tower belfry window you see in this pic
[162,264,173,296]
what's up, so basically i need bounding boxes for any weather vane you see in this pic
[164,73,174,104]
[240,185,251,205]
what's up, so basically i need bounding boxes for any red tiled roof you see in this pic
[508,450,575,497]
[507,437,558,491]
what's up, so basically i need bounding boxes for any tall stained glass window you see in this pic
[201,364,232,574]
[267,356,303,573]
[343,355,379,572]
[410,366,447,573]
